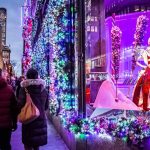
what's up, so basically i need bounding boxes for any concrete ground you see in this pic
[11,121,69,150]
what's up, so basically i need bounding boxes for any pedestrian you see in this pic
[0,68,18,150]
[10,76,16,91]
[18,68,49,150]
[16,75,25,99]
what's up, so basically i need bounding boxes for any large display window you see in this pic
[85,0,150,117]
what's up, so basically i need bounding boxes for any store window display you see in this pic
[84,0,150,120]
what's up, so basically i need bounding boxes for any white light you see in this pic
[98,133,112,141]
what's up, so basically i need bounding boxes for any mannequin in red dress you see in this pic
[133,38,150,111]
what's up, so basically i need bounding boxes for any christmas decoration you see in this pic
[132,15,148,71]
[111,24,122,102]
[111,26,122,81]
[30,0,76,114]
[61,110,150,146]
[22,3,33,75]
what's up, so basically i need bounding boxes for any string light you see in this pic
[61,110,150,145]
[23,0,76,114]
[132,15,148,71]
[111,25,122,80]
[22,5,32,74]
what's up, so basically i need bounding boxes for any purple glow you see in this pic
[105,11,150,76]
[105,0,150,9]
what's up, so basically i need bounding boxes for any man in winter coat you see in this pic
[0,68,18,150]
[18,68,49,150]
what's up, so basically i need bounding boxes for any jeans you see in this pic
[0,128,11,150]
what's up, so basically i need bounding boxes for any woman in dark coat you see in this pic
[0,69,17,150]
[18,68,49,150]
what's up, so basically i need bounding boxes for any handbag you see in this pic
[18,88,40,124]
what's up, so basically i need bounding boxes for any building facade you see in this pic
[0,8,12,73]
[0,8,7,45]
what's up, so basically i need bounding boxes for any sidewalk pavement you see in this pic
[11,121,69,150]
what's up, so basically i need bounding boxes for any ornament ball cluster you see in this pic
[111,25,122,80]
[132,15,148,71]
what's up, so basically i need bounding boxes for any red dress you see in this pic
[133,55,150,111]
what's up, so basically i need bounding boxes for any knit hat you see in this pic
[26,68,38,79]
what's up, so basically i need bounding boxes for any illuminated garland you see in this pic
[61,110,150,145]
[22,5,33,75]
[23,0,46,75]
[132,15,148,71]
[32,0,45,41]
[31,0,76,114]
[111,26,122,80]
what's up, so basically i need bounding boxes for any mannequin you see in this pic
[133,38,150,111]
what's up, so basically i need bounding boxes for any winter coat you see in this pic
[18,79,49,147]
[0,77,17,128]
[16,80,21,99]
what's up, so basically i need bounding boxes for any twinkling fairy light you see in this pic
[31,0,76,114]
[61,110,150,145]
[132,15,148,71]
[22,2,33,75]
[111,25,122,80]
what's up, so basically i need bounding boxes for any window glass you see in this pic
[85,0,150,117]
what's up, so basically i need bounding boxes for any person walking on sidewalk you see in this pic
[0,68,18,150]
[18,68,49,150]
[16,76,25,99]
